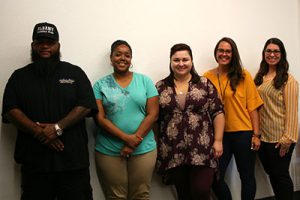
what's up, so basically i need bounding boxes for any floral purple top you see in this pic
[156,76,224,173]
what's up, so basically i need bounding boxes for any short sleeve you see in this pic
[144,75,158,98]
[244,70,263,112]
[93,81,103,100]
[2,71,20,122]
[74,67,98,115]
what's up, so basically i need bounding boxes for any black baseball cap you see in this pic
[32,22,59,41]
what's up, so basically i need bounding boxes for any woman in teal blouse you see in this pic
[93,40,159,200]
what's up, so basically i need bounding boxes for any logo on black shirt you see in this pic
[59,79,75,84]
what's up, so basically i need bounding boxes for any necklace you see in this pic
[217,69,229,101]
[175,82,188,95]
[174,74,191,95]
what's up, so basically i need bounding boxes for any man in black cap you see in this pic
[2,22,97,200]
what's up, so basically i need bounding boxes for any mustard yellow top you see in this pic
[257,74,299,143]
[203,69,263,132]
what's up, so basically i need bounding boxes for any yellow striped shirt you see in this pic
[258,74,299,143]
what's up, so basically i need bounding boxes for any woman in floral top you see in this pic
[156,43,225,200]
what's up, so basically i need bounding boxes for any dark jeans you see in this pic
[258,141,295,200]
[213,131,256,200]
[169,165,215,200]
[21,168,93,200]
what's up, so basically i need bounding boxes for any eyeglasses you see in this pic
[264,49,281,55]
[217,49,232,54]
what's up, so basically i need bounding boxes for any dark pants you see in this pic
[169,165,215,200]
[21,168,93,200]
[259,141,295,200]
[213,131,256,200]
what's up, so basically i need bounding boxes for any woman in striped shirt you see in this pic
[254,38,299,200]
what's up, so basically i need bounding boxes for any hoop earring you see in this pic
[130,64,133,69]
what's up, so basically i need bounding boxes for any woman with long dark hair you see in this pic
[204,37,263,200]
[254,38,298,200]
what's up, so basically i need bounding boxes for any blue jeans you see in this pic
[213,131,256,200]
[258,141,295,200]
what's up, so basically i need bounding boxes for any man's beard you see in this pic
[31,49,61,62]
[31,50,61,77]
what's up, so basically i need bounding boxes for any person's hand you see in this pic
[35,122,64,151]
[275,141,291,157]
[120,145,134,158]
[124,134,143,149]
[213,140,223,158]
[35,122,58,144]
[251,135,261,151]
[47,138,64,152]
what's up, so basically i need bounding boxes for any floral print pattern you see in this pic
[99,75,130,116]
[156,77,224,173]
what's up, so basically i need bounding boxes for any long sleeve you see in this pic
[281,75,299,143]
